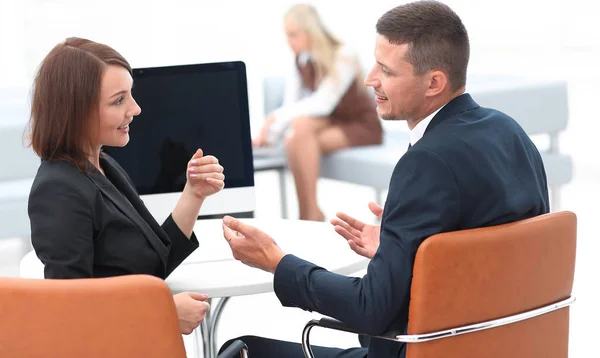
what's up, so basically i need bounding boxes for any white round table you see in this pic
[166,218,369,358]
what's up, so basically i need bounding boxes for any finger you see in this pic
[230,224,245,238]
[195,302,211,322]
[207,178,225,186]
[222,221,245,241]
[202,173,225,181]
[188,172,225,181]
[222,222,237,243]
[188,292,209,301]
[189,164,224,174]
[223,216,256,237]
[335,212,366,231]
[334,225,366,247]
[206,178,225,189]
[188,157,218,170]
[334,225,360,243]
[201,301,211,312]
[190,155,219,166]
[189,173,225,183]
[199,173,225,188]
[331,218,362,238]
[368,202,384,218]
[191,148,203,160]
[347,240,369,257]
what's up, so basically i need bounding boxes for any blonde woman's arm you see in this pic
[267,48,358,144]
[258,61,301,146]
[282,62,302,106]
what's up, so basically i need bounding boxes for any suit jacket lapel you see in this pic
[85,157,169,270]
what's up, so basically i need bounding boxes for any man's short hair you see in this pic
[376,0,470,91]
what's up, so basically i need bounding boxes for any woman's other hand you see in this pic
[173,292,211,335]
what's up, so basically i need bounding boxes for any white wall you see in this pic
[1,0,597,128]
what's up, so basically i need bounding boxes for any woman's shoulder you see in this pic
[35,159,84,178]
[31,160,96,198]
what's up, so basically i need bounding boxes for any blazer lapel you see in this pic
[85,158,169,271]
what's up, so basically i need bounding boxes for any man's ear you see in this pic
[425,70,448,97]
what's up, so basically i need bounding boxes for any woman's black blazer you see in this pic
[28,154,198,279]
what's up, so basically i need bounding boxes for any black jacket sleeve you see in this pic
[273,148,461,335]
[162,214,199,277]
[28,176,95,279]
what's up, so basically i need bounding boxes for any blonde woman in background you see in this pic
[253,4,382,221]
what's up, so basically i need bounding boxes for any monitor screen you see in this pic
[103,61,255,219]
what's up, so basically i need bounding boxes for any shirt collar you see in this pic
[409,104,447,146]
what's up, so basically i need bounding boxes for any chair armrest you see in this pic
[302,318,403,357]
[302,296,576,358]
[217,339,248,358]
[310,318,361,334]
[304,318,402,342]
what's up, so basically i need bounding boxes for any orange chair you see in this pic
[302,211,577,358]
[0,274,248,358]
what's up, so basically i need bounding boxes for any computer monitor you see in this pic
[103,61,255,222]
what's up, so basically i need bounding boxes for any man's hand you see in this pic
[331,202,383,259]
[222,216,286,273]
[173,292,211,335]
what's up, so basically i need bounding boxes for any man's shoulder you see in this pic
[403,108,524,167]
[426,105,524,144]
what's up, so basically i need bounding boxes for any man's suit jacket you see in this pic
[28,154,198,279]
[274,94,549,357]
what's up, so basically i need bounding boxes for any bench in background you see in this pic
[255,75,572,218]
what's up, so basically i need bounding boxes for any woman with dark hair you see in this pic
[27,37,223,334]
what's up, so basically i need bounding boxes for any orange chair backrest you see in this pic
[407,212,577,358]
[0,274,186,358]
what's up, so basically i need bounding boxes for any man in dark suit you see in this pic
[220,1,549,357]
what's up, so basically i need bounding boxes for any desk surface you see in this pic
[166,218,369,297]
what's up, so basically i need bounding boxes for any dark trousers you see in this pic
[219,335,368,358]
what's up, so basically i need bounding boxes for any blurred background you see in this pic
[0,0,598,356]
